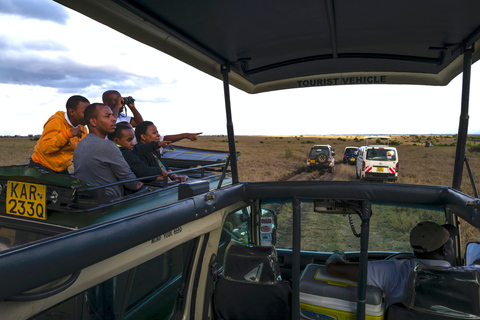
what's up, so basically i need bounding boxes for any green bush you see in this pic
[284,148,293,158]
[468,145,480,152]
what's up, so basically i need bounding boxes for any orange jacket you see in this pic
[31,111,88,172]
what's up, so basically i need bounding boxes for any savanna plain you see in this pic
[1,134,480,253]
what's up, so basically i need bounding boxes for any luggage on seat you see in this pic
[299,264,385,320]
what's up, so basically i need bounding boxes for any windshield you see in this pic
[344,148,358,154]
[366,148,396,161]
[262,199,446,253]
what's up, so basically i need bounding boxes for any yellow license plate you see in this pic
[350,157,355,161]
[6,181,46,220]
[376,167,384,172]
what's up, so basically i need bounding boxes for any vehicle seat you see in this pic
[386,264,480,319]
[213,242,291,320]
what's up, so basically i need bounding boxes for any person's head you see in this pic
[135,121,159,144]
[66,95,90,126]
[102,90,121,109]
[84,103,116,138]
[410,221,458,264]
[108,122,135,150]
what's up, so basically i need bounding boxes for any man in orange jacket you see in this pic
[29,95,90,174]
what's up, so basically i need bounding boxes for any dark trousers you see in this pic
[28,159,70,175]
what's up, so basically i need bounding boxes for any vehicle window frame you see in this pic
[217,205,254,271]
[261,198,449,255]
[31,238,199,320]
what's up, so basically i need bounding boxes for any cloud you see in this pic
[0,53,165,98]
[0,0,69,24]
[0,35,68,52]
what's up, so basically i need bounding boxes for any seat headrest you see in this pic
[222,242,281,284]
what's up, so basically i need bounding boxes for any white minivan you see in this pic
[356,145,399,181]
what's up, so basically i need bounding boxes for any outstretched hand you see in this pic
[187,132,202,141]
[158,140,171,148]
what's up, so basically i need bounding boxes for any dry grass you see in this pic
[174,135,480,193]
[0,138,36,165]
[4,134,479,194]
[2,134,480,249]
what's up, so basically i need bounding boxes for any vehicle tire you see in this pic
[317,154,327,163]
[355,168,359,179]
[328,165,334,173]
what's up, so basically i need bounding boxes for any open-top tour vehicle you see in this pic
[1,1,480,319]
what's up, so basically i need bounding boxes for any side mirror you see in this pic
[465,242,480,265]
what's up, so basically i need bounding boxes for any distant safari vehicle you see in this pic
[356,141,398,181]
[342,146,359,165]
[355,136,398,181]
[306,145,335,173]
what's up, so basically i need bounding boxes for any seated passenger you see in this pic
[134,121,188,182]
[29,95,90,174]
[324,221,478,305]
[108,122,186,183]
[73,103,143,200]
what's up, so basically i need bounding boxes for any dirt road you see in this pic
[285,163,357,182]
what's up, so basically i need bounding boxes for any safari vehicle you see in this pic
[1,1,480,320]
[343,147,359,165]
[356,136,399,181]
[306,145,335,173]
[356,146,399,181]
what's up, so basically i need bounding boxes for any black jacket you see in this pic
[119,142,166,182]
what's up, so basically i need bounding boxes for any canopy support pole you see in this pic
[452,45,474,190]
[292,197,301,320]
[357,200,371,320]
[221,64,239,184]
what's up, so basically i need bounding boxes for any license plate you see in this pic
[350,157,355,161]
[376,167,384,172]
[6,181,46,220]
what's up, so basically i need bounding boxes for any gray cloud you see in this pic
[0,0,69,24]
[0,1,171,104]
[0,35,68,52]
[0,53,166,100]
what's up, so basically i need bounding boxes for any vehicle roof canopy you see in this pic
[55,0,480,94]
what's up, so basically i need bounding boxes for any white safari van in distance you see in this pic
[356,136,399,181]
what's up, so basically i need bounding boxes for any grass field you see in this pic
[2,134,480,251]
[3,134,479,190]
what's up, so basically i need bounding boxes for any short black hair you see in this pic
[83,103,105,126]
[102,90,120,103]
[66,95,89,111]
[108,122,133,141]
[135,121,154,142]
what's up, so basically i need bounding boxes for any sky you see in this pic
[1,0,479,137]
